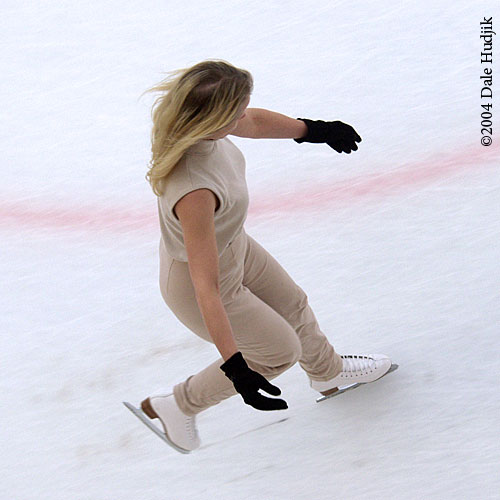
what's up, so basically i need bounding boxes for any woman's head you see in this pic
[204,93,250,140]
[144,59,253,196]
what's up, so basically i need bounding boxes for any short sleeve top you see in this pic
[157,137,249,261]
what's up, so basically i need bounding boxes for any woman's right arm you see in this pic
[174,188,238,362]
[175,189,288,411]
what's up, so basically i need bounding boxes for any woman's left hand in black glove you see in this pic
[294,118,362,154]
[220,352,288,411]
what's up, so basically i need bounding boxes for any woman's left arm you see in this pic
[231,108,308,140]
[232,108,362,154]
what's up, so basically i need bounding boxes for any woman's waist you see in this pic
[160,227,246,263]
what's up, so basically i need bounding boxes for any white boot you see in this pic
[310,354,392,395]
[141,393,200,452]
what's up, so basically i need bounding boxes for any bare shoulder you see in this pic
[230,108,259,138]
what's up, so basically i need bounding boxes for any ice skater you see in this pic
[136,59,393,453]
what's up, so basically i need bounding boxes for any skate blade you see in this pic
[316,363,399,403]
[123,402,191,454]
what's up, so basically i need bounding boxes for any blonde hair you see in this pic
[143,59,253,196]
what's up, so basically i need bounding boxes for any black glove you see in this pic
[220,352,288,411]
[294,118,362,154]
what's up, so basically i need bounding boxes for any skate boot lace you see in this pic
[341,355,375,376]
[185,416,198,440]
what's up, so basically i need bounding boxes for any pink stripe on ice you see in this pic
[249,144,498,216]
[0,144,497,233]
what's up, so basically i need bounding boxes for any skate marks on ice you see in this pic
[200,417,289,451]
[123,401,289,454]
[316,364,399,403]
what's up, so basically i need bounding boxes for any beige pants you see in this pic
[159,228,343,416]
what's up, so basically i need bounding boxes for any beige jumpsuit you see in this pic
[157,137,342,416]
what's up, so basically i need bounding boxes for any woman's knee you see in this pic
[272,332,302,370]
[246,335,302,377]
[288,335,303,366]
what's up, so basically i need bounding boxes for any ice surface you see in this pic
[2,1,499,499]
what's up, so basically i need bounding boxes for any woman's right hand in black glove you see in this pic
[220,352,288,411]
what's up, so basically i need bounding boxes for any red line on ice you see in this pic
[250,144,498,216]
[0,144,497,233]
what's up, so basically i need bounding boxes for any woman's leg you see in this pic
[159,233,302,416]
[172,286,302,415]
[239,233,343,383]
